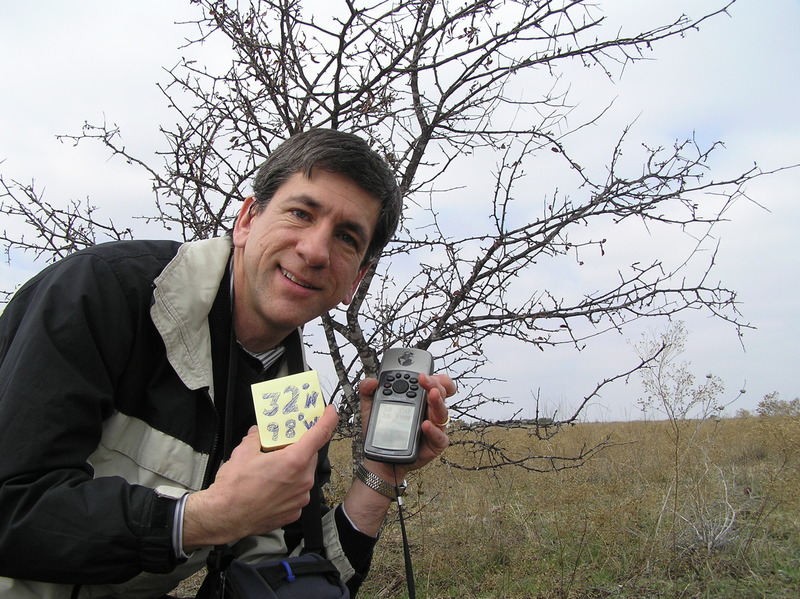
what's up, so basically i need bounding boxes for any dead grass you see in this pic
[172,416,800,598]
[338,416,800,598]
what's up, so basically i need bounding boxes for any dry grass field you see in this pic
[325,415,800,598]
[175,413,799,598]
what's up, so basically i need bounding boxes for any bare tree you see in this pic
[1,0,771,470]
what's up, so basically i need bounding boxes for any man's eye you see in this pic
[291,209,311,220]
[338,232,359,249]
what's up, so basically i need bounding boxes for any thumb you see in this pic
[293,404,339,456]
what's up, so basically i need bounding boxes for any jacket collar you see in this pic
[150,237,233,391]
[150,237,309,393]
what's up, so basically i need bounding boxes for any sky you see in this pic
[1,0,798,421]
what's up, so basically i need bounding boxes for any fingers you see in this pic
[357,377,379,401]
[189,404,339,547]
[230,424,265,458]
[427,372,457,399]
[419,372,454,429]
[237,405,337,468]
[421,418,450,451]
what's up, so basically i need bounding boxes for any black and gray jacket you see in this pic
[0,237,372,598]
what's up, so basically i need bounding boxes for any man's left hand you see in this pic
[358,372,455,483]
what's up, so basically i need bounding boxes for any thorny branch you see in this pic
[2,0,779,471]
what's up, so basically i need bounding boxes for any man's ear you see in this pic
[342,262,373,305]
[232,196,256,248]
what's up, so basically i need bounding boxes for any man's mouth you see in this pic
[281,268,319,290]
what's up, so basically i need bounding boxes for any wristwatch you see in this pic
[355,463,407,501]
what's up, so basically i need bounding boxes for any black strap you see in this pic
[222,324,238,460]
[397,494,416,599]
[301,472,325,556]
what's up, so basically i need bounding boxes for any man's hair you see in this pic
[251,128,402,265]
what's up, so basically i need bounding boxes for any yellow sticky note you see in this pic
[252,371,326,451]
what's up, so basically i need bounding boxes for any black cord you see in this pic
[394,465,416,599]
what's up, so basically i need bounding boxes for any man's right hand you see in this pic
[182,404,338,550]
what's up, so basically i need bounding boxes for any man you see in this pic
[0,129,454,598]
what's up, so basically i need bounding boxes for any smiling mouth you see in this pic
[281,268,319,290]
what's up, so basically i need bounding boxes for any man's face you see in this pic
[232,169,380,351]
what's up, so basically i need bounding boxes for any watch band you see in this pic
[355,463,407,500]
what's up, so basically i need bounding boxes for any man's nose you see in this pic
[296,225,331,268]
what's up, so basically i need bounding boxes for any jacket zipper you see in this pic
[201,388,222,490]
